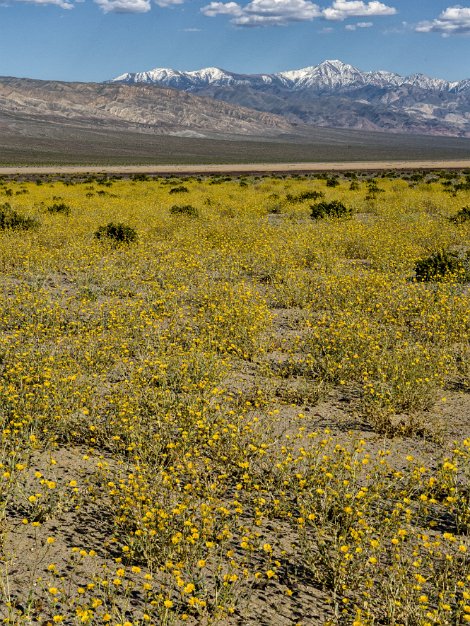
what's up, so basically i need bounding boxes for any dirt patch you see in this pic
[1,160,470,177]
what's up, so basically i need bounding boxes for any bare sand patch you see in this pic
[1,159,470,176]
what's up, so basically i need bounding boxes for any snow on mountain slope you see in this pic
[278,60,366,89]
[112,60,470,94]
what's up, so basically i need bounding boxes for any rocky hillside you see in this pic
[0,77,294,137]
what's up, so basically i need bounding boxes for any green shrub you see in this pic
[326,178,339,187]
[310,200,351,220]
[169,186,189,194]
[94,222,137,244]
[450,206,470,224]
[414,250,469,283]
[0,203,38,230]
[268,203,282,215]
[366,180,385,198]
[47,202,71,215]
[286,190,324,203]
[170,205,199,217]
[454,179,470,192]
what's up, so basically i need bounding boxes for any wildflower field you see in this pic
[0,170,469,625]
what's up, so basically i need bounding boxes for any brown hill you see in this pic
[0,77,293,137]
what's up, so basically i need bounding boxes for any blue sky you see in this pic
[0,1,469,82]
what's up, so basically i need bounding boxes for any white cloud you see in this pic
[244,0,320,19]
[345,20,372,29]
[382,20,409,34]
[15,0,74,8]
[94,0,150,12]
[17,0,181,10]
[154,0,183,6]
[201,0,397,26]
[201,0,320,26]
[416,6,470,36]
[201,1,242,16]
[323,0,396,21]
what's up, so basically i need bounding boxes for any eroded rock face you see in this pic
[0,78,294,137]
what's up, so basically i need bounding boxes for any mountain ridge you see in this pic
[111,60,470,138]
[112,60,470,95]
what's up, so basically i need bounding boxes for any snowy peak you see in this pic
[404,73,451,92]
[276,61,467,92]
[186,67,235,84]
[279,60,366,88]
[366,70,403,87]
[112,66,246,89]
[111,60,470,94]
[452,79,470,94]
[113,68,191,88]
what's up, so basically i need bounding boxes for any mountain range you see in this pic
[113,60,470,94]
[1,65,470,165]
[112,60,470,137]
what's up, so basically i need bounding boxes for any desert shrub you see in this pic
[326,177,339,187]
[454,178,470,192]
[209,176,231,184]
[0,203,38,230]
[368,179,384,190]
[366,180,385,198]
[268,203,282,214]
[94,222,137,244]
[47,202,71,215]
[170,204,199,217]
[286,190,324,203]
[414,250,469,282]
[310,200,351,220]
[349,181,359,190]
[450,206,470,224]
[169,186,189,194]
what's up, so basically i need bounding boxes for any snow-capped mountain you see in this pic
[111,60,470,137]
[112,60,469,94]
[113,66,248,89]
[278,60,368,89]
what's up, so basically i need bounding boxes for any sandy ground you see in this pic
[1,160,470,175]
